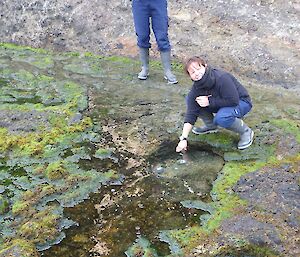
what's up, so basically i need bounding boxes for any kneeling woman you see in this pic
[176,56,254,152]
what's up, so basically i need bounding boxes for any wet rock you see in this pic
[0,110,51,133]
[180,200,214,214]
[233,166,300,219]
[220,215,283,252]
[68,112,82,125]
[0,1,299,91]
[226,165,300,255]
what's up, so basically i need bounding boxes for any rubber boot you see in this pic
[192,112,218,134]
[138,47,149,80]
[160,51,178,84]
[228,118,254,150]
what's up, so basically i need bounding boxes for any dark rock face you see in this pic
[234,166,300,221]
[223,166,300,255]
[1,0,299,90]
[220,215,283,251]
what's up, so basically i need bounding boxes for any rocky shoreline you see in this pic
[0,0,299,256]
[1,0,299,91]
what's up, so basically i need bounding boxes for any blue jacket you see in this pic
[184,66,252,124]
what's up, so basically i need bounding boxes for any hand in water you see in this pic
[178,151,191,164]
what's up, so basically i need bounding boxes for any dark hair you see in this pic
[184,56,207,75]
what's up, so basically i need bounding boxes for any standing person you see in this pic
[176,56,254,152]
[132,0,178,84]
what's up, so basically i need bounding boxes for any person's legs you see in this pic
[192,109,218,135]
[214,100,252,128]
[150,0,170,51]
[150,0,177,84]
[132,0,151,49]
[132,0,151,79]
[214,100,254,149]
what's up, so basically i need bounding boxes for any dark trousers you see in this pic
[132,0,171,51]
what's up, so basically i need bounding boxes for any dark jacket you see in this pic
[184,66,252,124]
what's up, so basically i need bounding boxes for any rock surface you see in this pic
[1,0,299,90]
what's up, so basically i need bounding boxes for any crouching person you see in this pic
[176,56,254,152]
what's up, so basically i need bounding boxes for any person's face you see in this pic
[187,62,206,81]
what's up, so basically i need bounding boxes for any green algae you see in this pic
[94,148,113,159]
[215,244,279,257]
[1,42,299,257]
[0,43,49,54]
[0,195,9,214]
[271,118,300,143]
[45,160,68,180]
[0,43,124,255]
[190,129,236,151]
[180,200,214,214]
[0,239,39,257]
[125,237,159,257]
[153,122,296,255]
[157,160,269,253]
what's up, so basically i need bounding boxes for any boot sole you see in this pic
[138,75,149,80]
[238,131,254,150]
[192,128,218,135]
[164,76,178,84]
[138,72,149,80]
[138,76,148,80]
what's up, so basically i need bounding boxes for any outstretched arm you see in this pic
[176,123,193,152]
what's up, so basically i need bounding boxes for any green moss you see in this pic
[0,127,10,151]
[22,190,35,201]
[103,169,120,180]
[0,239,39,257]
[48,113,67,128]
[148,58,183,73]
[125,237,159,257]
[168,226,206,250]
[217,244,279,257]
[84,52,101,58]
[65,51,80,57]
[271,118,300,143]
[40,184,56,196]
[191,131,235,150]
[104,55,133,64]
[94,148,112,159]
[204,161,266,231]
[0,195,9,214]
[12,200,29,215]
[0,42,48,54]
[211,161,265,201]
[0,116,92,157]
[17,209,60,245]
[45,160,68,180]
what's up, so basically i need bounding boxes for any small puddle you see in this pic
[42,142,224,257]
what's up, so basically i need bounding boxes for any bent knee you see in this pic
[214,114,235,128]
